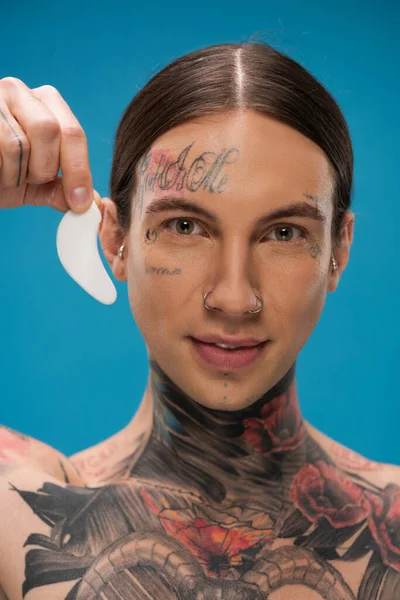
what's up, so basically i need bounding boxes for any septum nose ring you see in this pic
[203,291,264,314]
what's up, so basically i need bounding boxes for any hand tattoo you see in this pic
[0,107,23,188]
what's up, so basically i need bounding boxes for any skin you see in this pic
[102,110,352,414]
[3,110,400,599]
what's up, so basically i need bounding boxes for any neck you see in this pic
[131,360,316,509]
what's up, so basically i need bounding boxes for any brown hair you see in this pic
[110,42,353,249]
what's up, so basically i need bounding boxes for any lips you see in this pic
[192,334,266,347]
[190,337,268,371]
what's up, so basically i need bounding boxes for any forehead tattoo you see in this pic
[135,142,239,217]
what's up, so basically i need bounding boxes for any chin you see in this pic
[182,376,271,412]
[149,338,294,412]
[193,395,260,412]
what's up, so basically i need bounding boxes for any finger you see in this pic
[0,78,60,188]
[0,100,30,191]
[47,182,101,212]
[24,177,101,213]
[32,85,93,213]
[24,176,69,212]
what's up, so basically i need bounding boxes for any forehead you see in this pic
[148,111,333,193]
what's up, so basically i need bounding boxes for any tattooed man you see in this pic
[1,44,399,600]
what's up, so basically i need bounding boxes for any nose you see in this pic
[204,240,261,316]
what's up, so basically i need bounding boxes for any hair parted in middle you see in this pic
[110,42,353,250]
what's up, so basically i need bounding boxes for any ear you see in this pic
[98,197,128,282]
[327,210,355,293]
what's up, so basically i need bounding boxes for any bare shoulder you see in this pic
[1,399,151,489]
[69,423,150,486]
[67,399,153,486]
[0,464,80,599]
[0,425,84,486]
[68,430,125,485]
[306,421,400,486]
[0,427,86,597]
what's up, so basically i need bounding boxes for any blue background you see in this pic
[0,1,398,462]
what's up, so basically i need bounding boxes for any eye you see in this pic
[266,225,305,243]
[163,217,206,237]
[161,219,306,243]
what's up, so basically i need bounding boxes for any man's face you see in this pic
[121,110,350,410]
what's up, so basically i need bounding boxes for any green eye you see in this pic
[175,218,195,235]
[267,225,304,243]
[163,217,205,237]
[275,227,294,242]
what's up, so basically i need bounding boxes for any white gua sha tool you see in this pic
[56,201,117,305]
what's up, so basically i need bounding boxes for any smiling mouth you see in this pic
[189,337,269,371]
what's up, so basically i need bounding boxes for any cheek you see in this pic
[127,230,328,348]
[126,239,209,342]
[274,260,327,339]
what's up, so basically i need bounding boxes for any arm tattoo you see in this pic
[0,108,23,188]
[0,426,30,462]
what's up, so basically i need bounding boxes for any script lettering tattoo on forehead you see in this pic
[0,107,23,189]
[309,243,322,259]
[135,142,240,217]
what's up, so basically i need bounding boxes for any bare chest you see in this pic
[6,471,400,600]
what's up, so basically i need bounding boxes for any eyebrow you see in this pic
[145,196,327,226]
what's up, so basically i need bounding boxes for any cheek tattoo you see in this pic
[136,142,239,216]
[145,228,158,244]
[309,243,322,258]
[145,265,182,276]
[143,228,182,275]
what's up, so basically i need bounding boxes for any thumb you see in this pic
[92,189,101,209]
[43,179,101,213]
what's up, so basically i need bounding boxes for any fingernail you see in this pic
[70,186,90,208]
